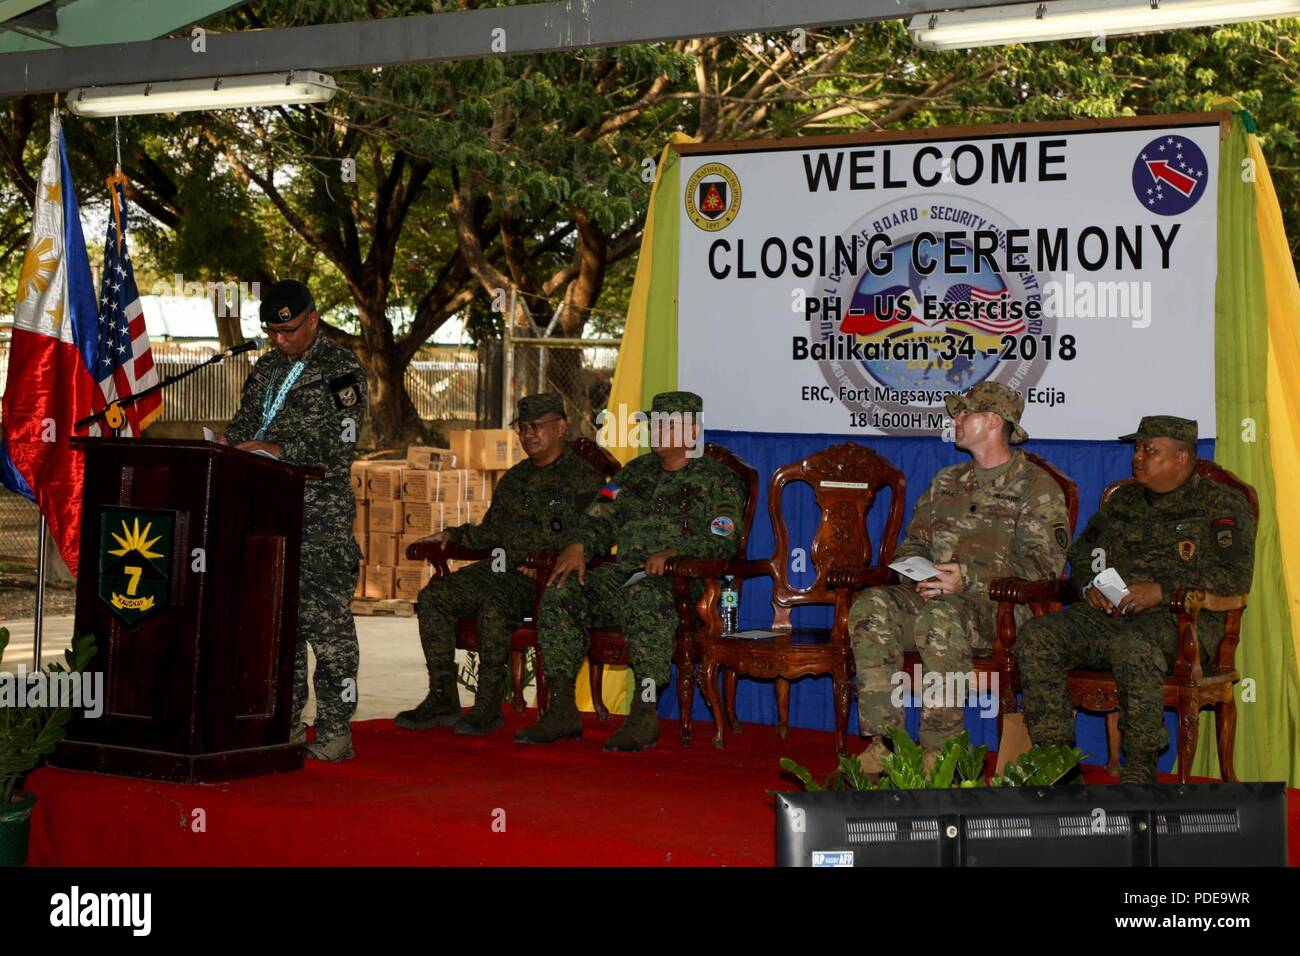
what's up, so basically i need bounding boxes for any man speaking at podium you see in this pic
[222,279,368,762]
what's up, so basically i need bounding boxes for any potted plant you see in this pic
[0,627,97,866]
[779,724,1085,792]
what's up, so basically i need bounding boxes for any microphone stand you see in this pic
[74,342,262,435]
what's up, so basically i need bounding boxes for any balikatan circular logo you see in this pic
[813,195,1053,433]
[1132,134,1208,216]
[685,162,741,231]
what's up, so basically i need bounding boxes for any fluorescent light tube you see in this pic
[910,0,1300,50]
[67,71,338,117]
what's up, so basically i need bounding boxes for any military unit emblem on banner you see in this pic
[684,162,741,232]
[98,508,174,626]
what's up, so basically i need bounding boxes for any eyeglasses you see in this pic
[514,416,563,435]
[261,315,309,338]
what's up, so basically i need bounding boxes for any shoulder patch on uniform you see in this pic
[1054,524,1069,550]
[329,372,363,410]
[599,483,620,500]
[710,515,736,538]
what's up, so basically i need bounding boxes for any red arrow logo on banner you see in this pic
[1145,160,1197,197]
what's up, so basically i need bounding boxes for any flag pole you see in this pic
[33,512,47,669]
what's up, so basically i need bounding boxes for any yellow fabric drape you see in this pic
[578,133,696,715]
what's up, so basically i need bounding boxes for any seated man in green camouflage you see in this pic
[396,394,602,736]
[1018,416,1256,784]
[516,391,745,752]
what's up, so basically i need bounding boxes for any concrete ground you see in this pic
[0,613,500,720]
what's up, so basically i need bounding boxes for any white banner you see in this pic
[677,121,1221,440]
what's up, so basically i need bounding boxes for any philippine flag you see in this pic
[0,111,99,575]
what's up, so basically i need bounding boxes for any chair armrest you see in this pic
[1168,589,1249,678]
[988,577,1071,605]
[826,565,896,590]
[1168,588,1247,615]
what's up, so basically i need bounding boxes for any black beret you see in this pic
[259,279,316,325]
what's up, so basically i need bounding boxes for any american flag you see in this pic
[90,172,161,435]
[946,284,1027,336]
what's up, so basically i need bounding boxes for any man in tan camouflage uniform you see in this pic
[224,279,366,761]
[396,394,603,736]
[849,382,1069,770]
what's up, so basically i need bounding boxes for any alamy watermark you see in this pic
[595,404,705,458]
[0,666,104,718]
[890,664,999,719]
[149,274,261,319]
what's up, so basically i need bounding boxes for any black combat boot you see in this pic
[395,673,460,730]
[514,676,582,744]
[455,666,506,736]
[1118,752,1159,785]
[603,688,661,752]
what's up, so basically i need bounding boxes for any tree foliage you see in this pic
[1,6,1297,447]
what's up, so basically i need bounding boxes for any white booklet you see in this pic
[888,556,942,582]
[622,569,647,588]
[1092,568,1130,607]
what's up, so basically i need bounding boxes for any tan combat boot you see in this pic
[855,737,890,779]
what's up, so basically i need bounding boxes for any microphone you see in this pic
[224,336,265,358]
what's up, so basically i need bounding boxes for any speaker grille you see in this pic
[1157,810,1240,835]
[846,818,940,844]
[966,813,1133,839]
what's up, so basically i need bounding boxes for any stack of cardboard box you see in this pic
[351,429,525,604]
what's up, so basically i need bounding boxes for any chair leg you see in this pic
[590,662,609,721]
[677,658,695,746]
[509,650,526,713]
[1105,711,1122,778]
[533,648,549,715]
[1216,698,1238,782]
[833,665,851,756]
[775,677,790,739]
[724,669,741,732]
[1176,695,1200,784]
[700,659,726,750]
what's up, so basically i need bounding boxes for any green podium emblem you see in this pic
[98,509,174,626]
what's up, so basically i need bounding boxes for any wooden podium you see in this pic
[52,437,322,782]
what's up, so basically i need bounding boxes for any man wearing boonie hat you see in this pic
[397,393,603,736]
[222,279,367,761]
[516,391,745,753]
[848,381,1069,776]
[1018,416,1256,784]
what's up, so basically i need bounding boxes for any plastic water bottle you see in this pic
[720,575,739,635]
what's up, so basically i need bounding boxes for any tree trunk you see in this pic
[358,339,427,452]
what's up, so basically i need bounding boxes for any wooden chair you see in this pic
[989,460,1255,782]
[406,437,621,713]
[689,441,906,755]
[578,443,760,744]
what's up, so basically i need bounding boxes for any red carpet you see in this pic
[23,712,1300,866]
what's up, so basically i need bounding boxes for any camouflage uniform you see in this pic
[408,420,602,729]
[226,318,366,751]
[539,450,745,685]
[849,384,1068,750]
[1019,417,1256,767]
[520,391,745,751]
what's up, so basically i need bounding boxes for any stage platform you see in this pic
[24,712,1300,867]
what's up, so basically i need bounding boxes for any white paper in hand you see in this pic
[203,426,216,442]
[622,569,647,588]
[889,556,942,582]
[1092,568,1130,607]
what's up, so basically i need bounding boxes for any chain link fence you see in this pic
[504,333,620,436]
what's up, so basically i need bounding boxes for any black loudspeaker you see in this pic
[775,783,1288,867]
